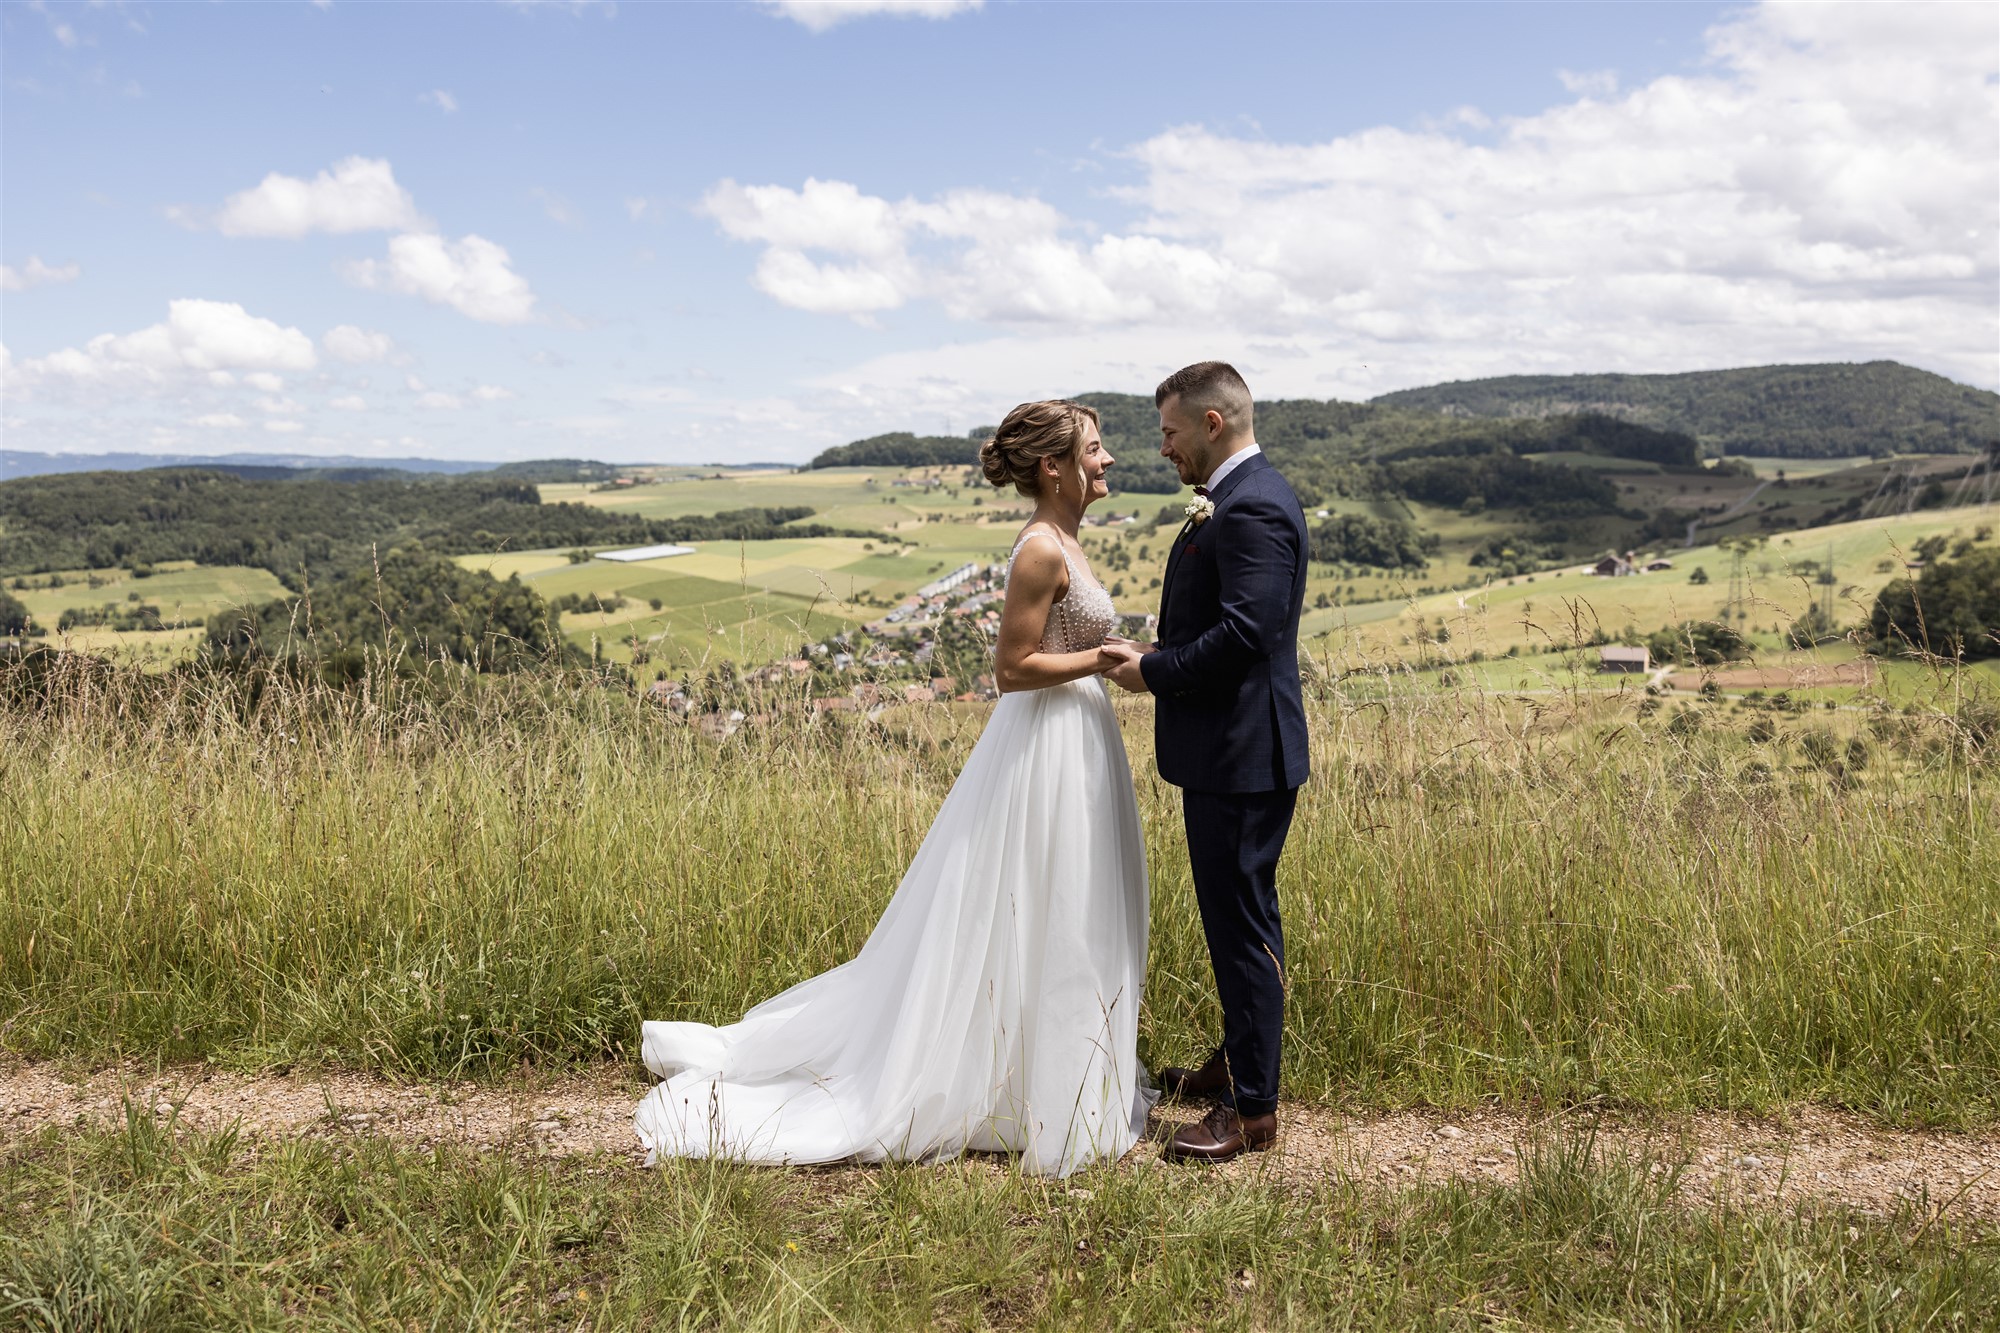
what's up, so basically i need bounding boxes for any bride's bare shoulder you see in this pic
[1006,526,1069,592]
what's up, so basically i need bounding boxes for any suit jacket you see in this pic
[1140,451,1311,794]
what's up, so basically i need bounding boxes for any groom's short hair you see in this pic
[1155,361,1253,435]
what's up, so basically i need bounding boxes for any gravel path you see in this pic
[5,1058,1995,1222]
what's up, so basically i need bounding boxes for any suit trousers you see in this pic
[1181,785,1298,1117]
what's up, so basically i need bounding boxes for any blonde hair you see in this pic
[978,400,1100,498]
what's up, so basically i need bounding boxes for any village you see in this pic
[643,554,1158,736]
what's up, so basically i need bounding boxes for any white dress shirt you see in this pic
[1201,442,1262,493]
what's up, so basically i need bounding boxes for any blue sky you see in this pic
[4,0,1996,464]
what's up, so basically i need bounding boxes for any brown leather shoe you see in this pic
[1157,1049,1231,1102]
[1162,1103,1277,1163]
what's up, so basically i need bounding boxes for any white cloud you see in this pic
[422,89,458,113]
[416,390,464,409]
[264,419,306,433]
[762,0,982,33]
[5,299,318,396]
[191,413,247,429]
[0,256,81,291]
[244,372,286,393]
[472,384,518,401]
[1556,68,1619,97]
[213,156,426,238]
[347,232,538,324]
[405,374,427,392]
[330,394,369,411]
[322,324,396,363]
[532,187,581,227]
[704,3,1999,390]
[624,197,651,221]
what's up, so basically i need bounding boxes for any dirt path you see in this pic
[4,1059,1995,1223]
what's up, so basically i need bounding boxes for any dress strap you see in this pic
[1008,528,1074,600]
[1010,528,1067,559]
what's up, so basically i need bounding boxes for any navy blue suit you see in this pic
[1139,451,1309,1116]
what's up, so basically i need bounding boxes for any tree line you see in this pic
[809,393,1701,516]
[0,468,852,588]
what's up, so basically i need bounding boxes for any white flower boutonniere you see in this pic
[1184,495,1215,526]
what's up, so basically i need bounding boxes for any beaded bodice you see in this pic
[1010,531,1117,655]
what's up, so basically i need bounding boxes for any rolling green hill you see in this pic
[1370,361,2000,459]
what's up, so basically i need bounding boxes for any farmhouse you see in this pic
[1593,552,1637,578]
[1599,646,1651,673]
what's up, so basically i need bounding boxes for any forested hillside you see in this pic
[204,547,577,676]
[0,468,843,586]
[806,432,986,471]
[1371,361,1999,458]
[809,392,1702,505]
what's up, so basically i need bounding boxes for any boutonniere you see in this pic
[1184,494,1215,526]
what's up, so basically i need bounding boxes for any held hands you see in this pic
[1098,636,1155,694]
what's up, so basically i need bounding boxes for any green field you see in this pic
[551,470,1994,677]
[543,465,1016,535]
[1306,501,2000,665]
[13,462,1991,679]
[5,560,291,662]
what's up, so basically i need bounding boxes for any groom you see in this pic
[1103,361,1310,1164]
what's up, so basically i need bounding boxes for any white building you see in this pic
[917,563,983,599]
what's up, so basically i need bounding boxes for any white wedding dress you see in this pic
[635,533,1155,1177]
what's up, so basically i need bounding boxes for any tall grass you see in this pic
[4,654,1996,1122]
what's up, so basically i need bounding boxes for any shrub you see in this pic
[1800,730,1842,771]
[1647,620,1750,667]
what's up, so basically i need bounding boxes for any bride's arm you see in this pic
[993,537,1120,693]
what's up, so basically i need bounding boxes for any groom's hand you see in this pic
[1099,639,1155,693]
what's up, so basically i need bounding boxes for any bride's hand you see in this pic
[1096,642,1134,672]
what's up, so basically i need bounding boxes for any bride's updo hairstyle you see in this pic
[979,399,1101,498]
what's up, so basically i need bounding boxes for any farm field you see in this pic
[1305,501,2000,666]
[542,465,1022,534]
[4,560,290,662]
[10,464,1990,679]
[488,486,2000,676]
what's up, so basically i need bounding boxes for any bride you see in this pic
[636,399,1155,1177]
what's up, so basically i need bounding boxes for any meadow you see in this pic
[1304,502,2000,661]
[4,645,1997,1327]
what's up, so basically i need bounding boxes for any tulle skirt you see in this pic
[635,676,1154,1177]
